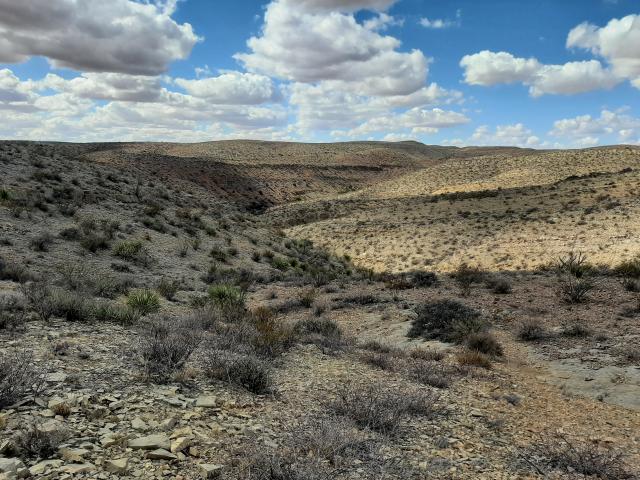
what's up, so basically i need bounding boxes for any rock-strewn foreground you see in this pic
[0,141,639,479]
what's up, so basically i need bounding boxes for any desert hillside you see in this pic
[0,140,639,480]
[274,146,640,272]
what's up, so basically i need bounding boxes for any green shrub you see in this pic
[127,289,161,315]
[208,284,245,309]
[93,303,140,325]
[113,240,148,264]
[408,300,485,344]
[80,233,110,252]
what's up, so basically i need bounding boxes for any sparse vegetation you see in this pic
[127,289,161,316]
[408,299,485,344]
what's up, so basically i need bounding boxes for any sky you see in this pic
[0,0,639,147]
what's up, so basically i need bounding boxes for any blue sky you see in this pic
[0,0,639,146]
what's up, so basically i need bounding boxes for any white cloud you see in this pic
[460,51,541,86]
[283,0,397,13]
[420,10,461,29]
[342,107,469,138]
[446,123,541,147]
[567,14,640,85]
[462,14,640,95]
[530,60,619,96]
[461,51,619,96]
[38,73,164,102]
[174,72,281,105]
[0,0,200,75]
[235,0,428,96]
[550,109,640,145]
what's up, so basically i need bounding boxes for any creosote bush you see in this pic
[408,299,485,344]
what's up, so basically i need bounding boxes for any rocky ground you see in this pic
[1,141,639,479]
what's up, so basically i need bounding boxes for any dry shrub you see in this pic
[330,383,437,436]
[466,331,504,357]
[559,276,595,304]
[293,317,345,352]
[409,348,445,362]
[407,360,452,389]
[408,299,485,344]
[138,317,200,383]
[205,351,273,395]
[456,350,492,369]
[526,434,635,479]
[0,350,46,408]
[517,319,547,341]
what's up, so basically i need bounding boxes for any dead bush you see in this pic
[0,350,46,408]
[466,331,504,357]
[15,422,68,460]
[138,317,201,383]
[517,319,548,342]
[330,383,437,436]
[293,317,345,352]
[20,281,54,322]
[205,351,273,394]
[456,350,492,369]
[526,434,635,479]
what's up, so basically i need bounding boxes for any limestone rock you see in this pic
[198,463,224,479]
[146,448,177,460]
[104,458,128,475]
[129,434,170,451]
[170,436,191,453]
[195,396,218,408]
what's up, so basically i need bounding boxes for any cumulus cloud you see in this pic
[289,81,463,134]
[462,14,640,95]
[38,73,164,102]
[174,72,281,105]
[0,0,200,75]
[342,107,469,138]
[471,124,540,146]
[567,14,640,87]
[461,51,618,96]
[461,51,541,86]
[550,109,640,144]
[443,123,540,147]
[235,0,428,96]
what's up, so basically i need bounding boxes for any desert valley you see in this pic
[1,140,639,479]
